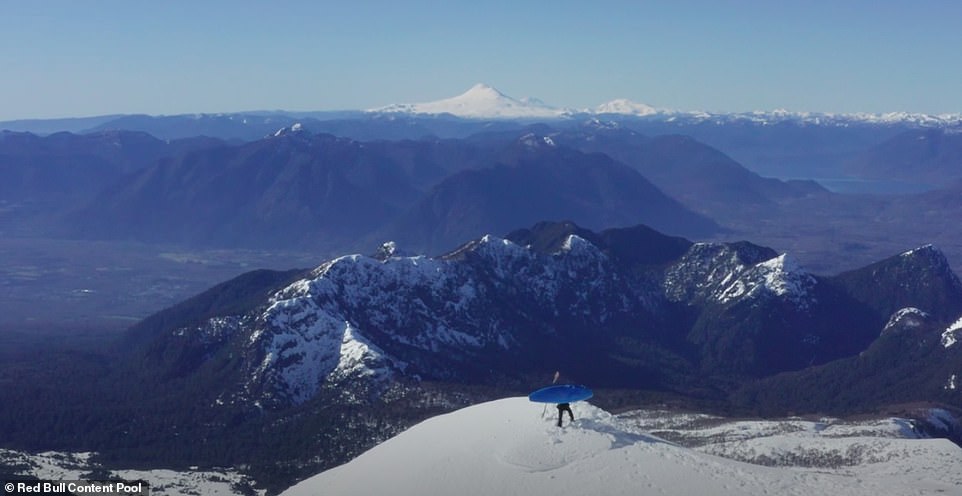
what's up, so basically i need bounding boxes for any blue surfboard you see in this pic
[528,384,593,403]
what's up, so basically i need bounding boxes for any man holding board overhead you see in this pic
[527,371,593,427]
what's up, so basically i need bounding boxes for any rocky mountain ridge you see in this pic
[134,222,962,412]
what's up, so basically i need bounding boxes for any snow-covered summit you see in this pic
[594,98,659,116]
[371,83,568,119]
[282,397,962,496]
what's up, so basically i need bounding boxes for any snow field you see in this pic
[282,398,962,496]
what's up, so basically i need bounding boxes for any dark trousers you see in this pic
[557,403,574,426]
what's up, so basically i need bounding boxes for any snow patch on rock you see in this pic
[558,234,594,255]
[883,307,930,333]
[942,315,962,348]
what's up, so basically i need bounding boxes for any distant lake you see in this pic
[784,177,938,195]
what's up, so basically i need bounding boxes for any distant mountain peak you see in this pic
[270,122,309,138]
[373,241,413,260]
[518,132,557,149]
[895,244,960,286]
[595,99,659,116]
[557,233,597,256]
[463,82,505,98]
[370,84,568,119]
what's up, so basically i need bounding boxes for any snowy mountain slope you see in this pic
[282,398,962,496]
[716,253,817,308]
[664,241,779,304]
[617,406,962,492]
[666,246,816,309]
[249,235,814,403]
[228,230,665,405]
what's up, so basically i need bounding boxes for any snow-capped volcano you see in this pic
[371,83,569,119]
[370,84,659,119]
[282,397,962,496]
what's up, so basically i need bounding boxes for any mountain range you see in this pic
[64,128,719,252]
[6,83,962,138]
[0,130,220,223]
[4,85,962,494]
[3,119,960,275]
[5,84,961,190]
[371,83,962,129]
[846,128,962,183]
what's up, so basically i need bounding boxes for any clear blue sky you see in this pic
[2,0,961,120]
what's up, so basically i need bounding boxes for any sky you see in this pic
[2,0,962,120]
